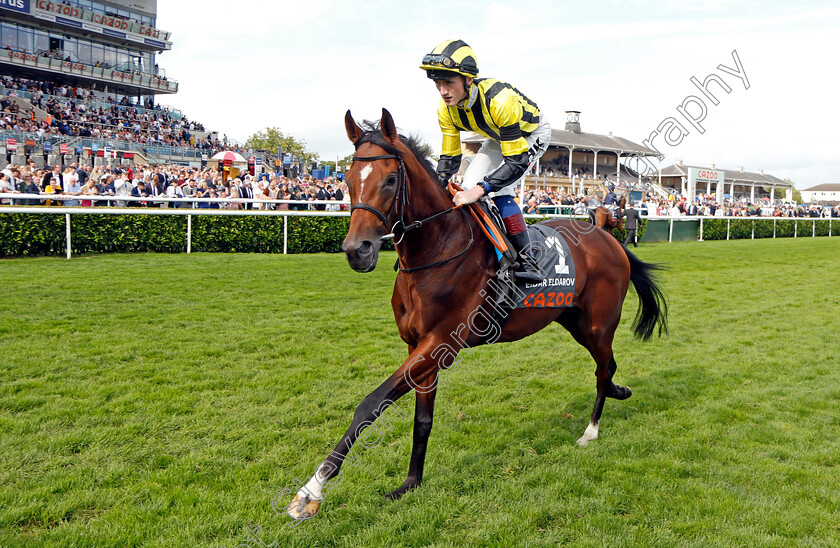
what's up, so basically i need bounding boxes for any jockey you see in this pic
[421,39,551,283]
[603,183,620,219]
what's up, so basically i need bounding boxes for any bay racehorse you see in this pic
[285,109,667,520]
[589,194,627,231]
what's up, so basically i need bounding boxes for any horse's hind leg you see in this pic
[559,310,631,446]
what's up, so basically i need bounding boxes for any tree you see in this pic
[336,153,355,175]
[775,179,801,203]
[244,127,316,165]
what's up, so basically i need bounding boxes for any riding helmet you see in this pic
[420,39,479,80]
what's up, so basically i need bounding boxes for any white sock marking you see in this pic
[577,421,599,446]
[299,466,326,500]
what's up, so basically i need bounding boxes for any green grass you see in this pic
[1,237,839,547]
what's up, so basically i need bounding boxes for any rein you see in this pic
[349,153,471,272]
[398,209,474,273]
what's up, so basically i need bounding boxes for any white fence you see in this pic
[0,193,835,258]
[0,193,349,259]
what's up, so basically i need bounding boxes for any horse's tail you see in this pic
[588,208,596,225]
[625,248,668,341]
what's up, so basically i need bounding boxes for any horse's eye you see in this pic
[385,174,397,186]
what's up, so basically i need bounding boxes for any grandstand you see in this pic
[461,111,660,196]
[0,0,234,168]
[655,161,793,204]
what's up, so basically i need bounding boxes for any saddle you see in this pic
[446,182,516,265]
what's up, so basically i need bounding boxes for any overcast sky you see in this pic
[156,0,839,188]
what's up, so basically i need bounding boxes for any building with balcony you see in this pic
[1,0,175,101]
[0,1,228,168]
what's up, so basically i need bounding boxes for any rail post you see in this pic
[283,215,288,255]
[65,213,72,259]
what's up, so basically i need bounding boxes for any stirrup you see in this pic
[514,255,543,282]
[515,268,543,283]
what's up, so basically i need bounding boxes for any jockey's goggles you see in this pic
[420,53,477,79]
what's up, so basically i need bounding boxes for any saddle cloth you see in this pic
[446,183,577,310]
[472,214,577,310]
[510,224,577,308]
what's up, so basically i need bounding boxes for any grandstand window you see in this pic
[18,28,33,53]
[78,43,92,65]
[34,30,49,54]
[63,37,78,60]
[1,22,16,50]
[1,19,166,79]
[103,46,116,68]
[91,44,103,64]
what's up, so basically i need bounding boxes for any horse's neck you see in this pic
[397,161,478,263]
[403,159,453,219]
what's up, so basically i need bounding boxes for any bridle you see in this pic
[350,154,456,244]
[349,153,473,272]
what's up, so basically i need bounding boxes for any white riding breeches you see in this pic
[461,118,552,198]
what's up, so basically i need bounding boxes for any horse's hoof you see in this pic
[614,385,632,400]
[608,384,632,400]
[286,493,322,520]
[384,481,419,501]
[576,422,599,446]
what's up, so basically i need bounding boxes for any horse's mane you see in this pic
[355,120,443,188]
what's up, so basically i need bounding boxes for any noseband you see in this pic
[350,153,456,245]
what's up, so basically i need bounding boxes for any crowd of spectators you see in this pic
[0,160,349,211]
[0,75,236,155]
[516,185,840,219]
[533,161,598,181]
[2,159,839,221]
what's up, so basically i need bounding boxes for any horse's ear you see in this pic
[380,108,398,144]
[345,110,364,145]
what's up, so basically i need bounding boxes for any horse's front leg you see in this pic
[286,338,442,520]
[385,373,437,500]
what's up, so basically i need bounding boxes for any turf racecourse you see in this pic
[1,237,839,547]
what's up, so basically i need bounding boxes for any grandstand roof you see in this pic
[548,129,659,156]
[461,111,659,157]
[657,163,791,187]
[462,129,659,157]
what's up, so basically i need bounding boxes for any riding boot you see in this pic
[507,230,544,283]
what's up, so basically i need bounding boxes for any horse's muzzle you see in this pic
[342,237,380,272]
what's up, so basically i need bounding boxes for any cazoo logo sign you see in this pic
[697,170,720,181]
